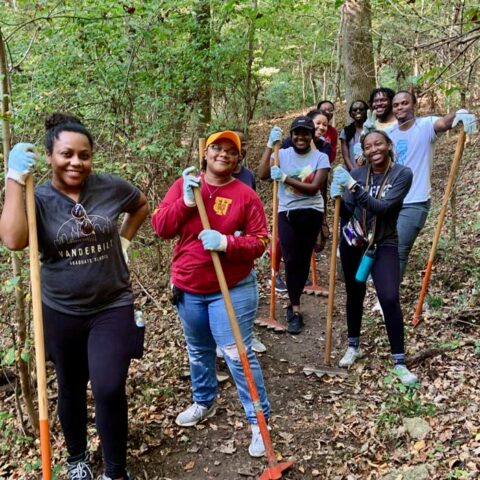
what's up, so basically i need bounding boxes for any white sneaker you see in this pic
[338,347,363,367]
[251,336,267,353]
[175,402,216,427]
[248,424,266,457]
[393,365,419,387]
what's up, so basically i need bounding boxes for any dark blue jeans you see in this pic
[43,304,135,479]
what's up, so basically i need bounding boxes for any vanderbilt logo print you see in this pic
[213,197,232,216]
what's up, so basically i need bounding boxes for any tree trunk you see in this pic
[194,0,211,133]
[243,0,257,133]
[0,28,39,434]
[341,0,376,107]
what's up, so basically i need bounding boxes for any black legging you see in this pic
[339,241,405,354]
[278,208,323,306]
[43,304,135,478]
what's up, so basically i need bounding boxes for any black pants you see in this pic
[278,208,323,306]
[339,241,405,354]
[43,304,135,478]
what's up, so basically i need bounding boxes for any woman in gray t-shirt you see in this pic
[0,114,148,480]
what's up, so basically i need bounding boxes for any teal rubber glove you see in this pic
[362,110,377,135]
[452,109,477,134]
[182,166,201,207]
[267,126,283,148]
[7,143,37,185]
[270,165,287,183]
[198,229,227,252]
[333,165,357,189]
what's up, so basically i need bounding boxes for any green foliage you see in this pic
[377,372,436,427]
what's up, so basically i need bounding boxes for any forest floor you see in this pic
[1,107,479,480]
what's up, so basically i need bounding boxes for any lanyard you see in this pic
[362,160,392,248]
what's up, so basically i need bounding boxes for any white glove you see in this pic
[452,109,477,134]
[120,237,131,264]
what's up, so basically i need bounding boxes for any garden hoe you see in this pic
[26,174,53,479]
[303,197,347,379]
[412,129,466,327]
[303,252,329,297]
[256,142,287,332]
[192,140,293,478]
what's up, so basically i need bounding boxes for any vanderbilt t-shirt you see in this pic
[35,174,140,314]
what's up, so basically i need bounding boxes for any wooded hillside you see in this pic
[0,1,479,479]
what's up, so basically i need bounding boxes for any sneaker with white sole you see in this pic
[393,365,419,387]
[251,336,267,353]
[338,347,363,367]
[275,275,287,293]
[248,424,266,457]
[98,473,133,480]
[175,402,216,427]
[67,452,93,480]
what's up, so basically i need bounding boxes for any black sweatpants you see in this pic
[339,241,405,354]
[278,208,323,306]
[43,303,135,478]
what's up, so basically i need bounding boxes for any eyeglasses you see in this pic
[71,203,95,235]
[352,107,366,112]
[209,144,239,157]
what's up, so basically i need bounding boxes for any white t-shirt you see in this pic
[386,116,438,204]
[276,147,330,212]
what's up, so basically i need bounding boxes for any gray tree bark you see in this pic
[341,0,376,107]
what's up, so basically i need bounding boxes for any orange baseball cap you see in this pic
[205,130,241,153]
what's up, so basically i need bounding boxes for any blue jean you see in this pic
[176,271,270,424]
[397,200,431,279]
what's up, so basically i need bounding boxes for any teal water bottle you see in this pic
[355,248,376,283]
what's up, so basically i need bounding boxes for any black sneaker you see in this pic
[275,275,287,293]
[287,312,304,334]
[67,452,93,480]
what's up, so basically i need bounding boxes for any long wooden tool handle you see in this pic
[412,129,466,327]
[25,176,52,480]
[269,143,280,318]
[324,197,341,364]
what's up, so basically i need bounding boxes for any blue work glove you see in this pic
[270,165,287,183]
[267,126,283,148]
[331,166,357,197]
[182,166,201,207]
[452,109,477,134]
[330,178,345,198]
[362,110,377,135]
[7,143,38,185]
[198,229,227,252]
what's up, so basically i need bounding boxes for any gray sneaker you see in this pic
[338,347,363,367]
[251,335,267,353]
[248,424,266,457]
[175,402,216,427]
[393,365,419,387]
[67,452,93,480]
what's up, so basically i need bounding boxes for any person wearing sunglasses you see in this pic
[340,100,369,171]
[0,113,149,480]
[151,131,271,458]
